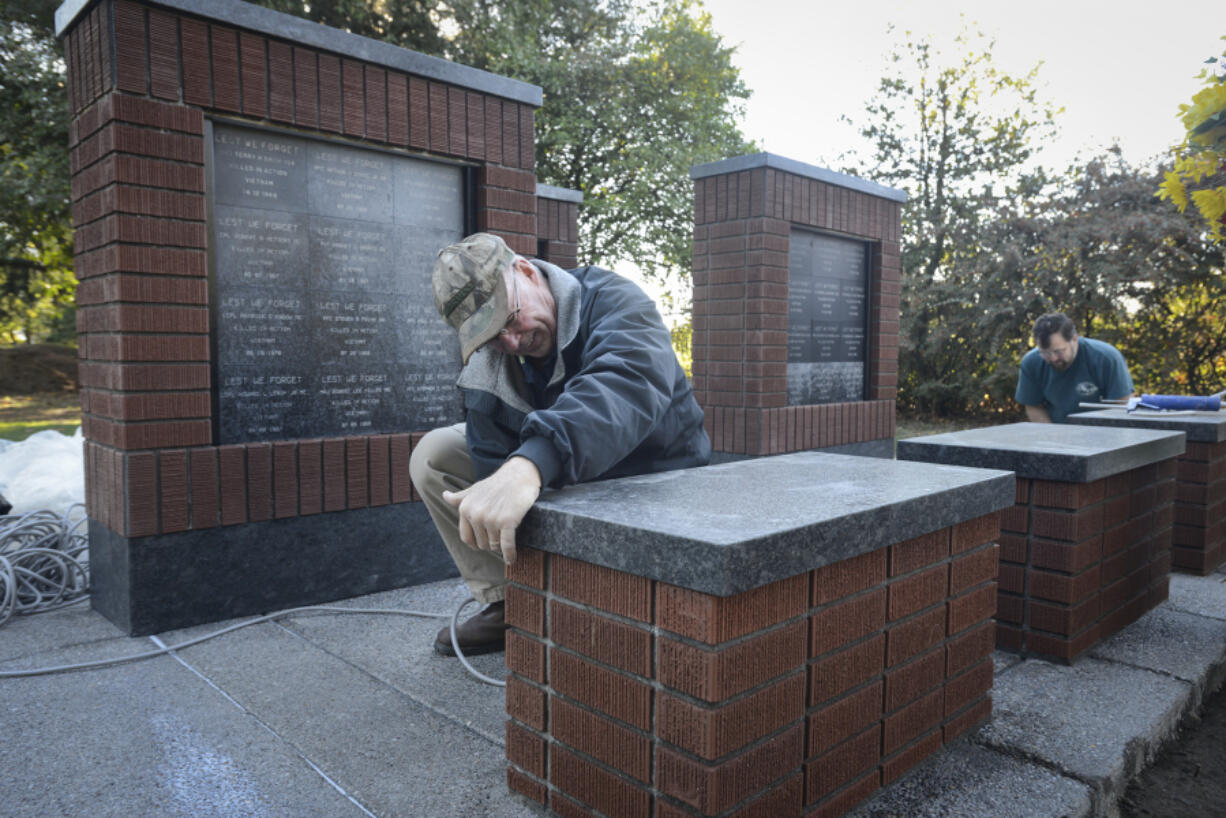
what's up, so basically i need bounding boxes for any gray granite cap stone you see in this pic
[536,183,583,204]
[896,422,1186,483]
[689,153,908,203]
[517,451,1013,597]
[1068,408,1226,443]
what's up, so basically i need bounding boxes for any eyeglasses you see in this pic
[498,271,521,337]
[1038,341,1074,361]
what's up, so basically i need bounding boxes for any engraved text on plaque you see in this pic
[786,229,869,405]
[210,123,466,442]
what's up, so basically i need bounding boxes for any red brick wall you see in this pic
[1172,440,1226,574]
[504,512,999,816]
[997,459,1177,661]
[691,168,900,455]
[535,195,580,269]
[64,0,542,538]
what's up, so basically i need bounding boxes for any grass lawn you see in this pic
[0,393,81,442]
[895,414,1005,440]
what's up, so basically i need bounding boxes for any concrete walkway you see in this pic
[3,569,1224,818]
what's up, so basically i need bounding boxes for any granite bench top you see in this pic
[518,451,1013,596]
[1068,408,1226,443]
[896,422,1186,483]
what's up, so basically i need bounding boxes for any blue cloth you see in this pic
[1015,337,1133,423]
[519,349,557,410]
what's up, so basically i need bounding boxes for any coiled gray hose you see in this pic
[0,503,89,627]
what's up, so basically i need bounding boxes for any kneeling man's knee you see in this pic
[409,423,470,494]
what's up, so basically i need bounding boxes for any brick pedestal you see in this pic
[1070,411,1226,575]
[503,452,1013,817]
[899,422,1185,663]
[993,462,1175,660]
[1173,440,1226,573]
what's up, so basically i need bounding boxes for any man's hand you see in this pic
[442,456,542,565]
[1024,404,1053,423]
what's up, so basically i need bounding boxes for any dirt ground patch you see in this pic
[1120,678,1226,817]
[0,344,78,395]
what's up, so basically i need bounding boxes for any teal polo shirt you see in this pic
[1015,337,1133,423]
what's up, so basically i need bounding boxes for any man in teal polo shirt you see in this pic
[1015,313,1134,423]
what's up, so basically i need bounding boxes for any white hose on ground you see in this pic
[0,504,88,627]
[0,505,505,687]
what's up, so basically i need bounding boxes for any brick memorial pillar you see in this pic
[55,0,563,634]
[1070,410,1226,575]
[503,452,1013,816]
[898,423,1184,662]
[690,155,904,460]
[535,184,581,270]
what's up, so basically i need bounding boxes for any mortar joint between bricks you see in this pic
[707,767,806,817]
[544,732,654,803]
[505,758,551,804]
[655,609,811,651]
[649,619,660,691]
[1021,492,1036,623]
[547,595,655,631]
[106,210,207,227]
[660,666,808,713]
[547,685,658,743]
[546,640,654,690]
[885,596,950,629]
[655,716,806,771]
[881,556,954,585]
[807,627,885,666]
[647,640,658,801]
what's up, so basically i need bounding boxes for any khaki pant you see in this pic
[409,423,506,604]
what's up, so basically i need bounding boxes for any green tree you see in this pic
[843,27,1061,416]
[464,0,751,309]
[252,0,752,310]
[253,0,447,55]
[976,151,1225,400]
[1128,279,1226,395]
[1158,35,1226,242]
[0,0,75,344]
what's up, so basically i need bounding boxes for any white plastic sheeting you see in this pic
[0,427,85,517]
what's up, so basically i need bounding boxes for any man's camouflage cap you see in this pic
[431,232,514,364]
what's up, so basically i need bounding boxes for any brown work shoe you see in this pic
[434,600,507,657]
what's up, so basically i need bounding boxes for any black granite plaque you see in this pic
[787,229,868,404]
[210,123,466,443]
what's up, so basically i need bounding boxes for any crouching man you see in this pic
[410,233,711,656]
[1015,312,1134,423]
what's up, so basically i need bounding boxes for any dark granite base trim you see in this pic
[90,502,454,636]
[708,436,895,465]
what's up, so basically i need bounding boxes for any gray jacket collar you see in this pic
[455,258,581,412]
